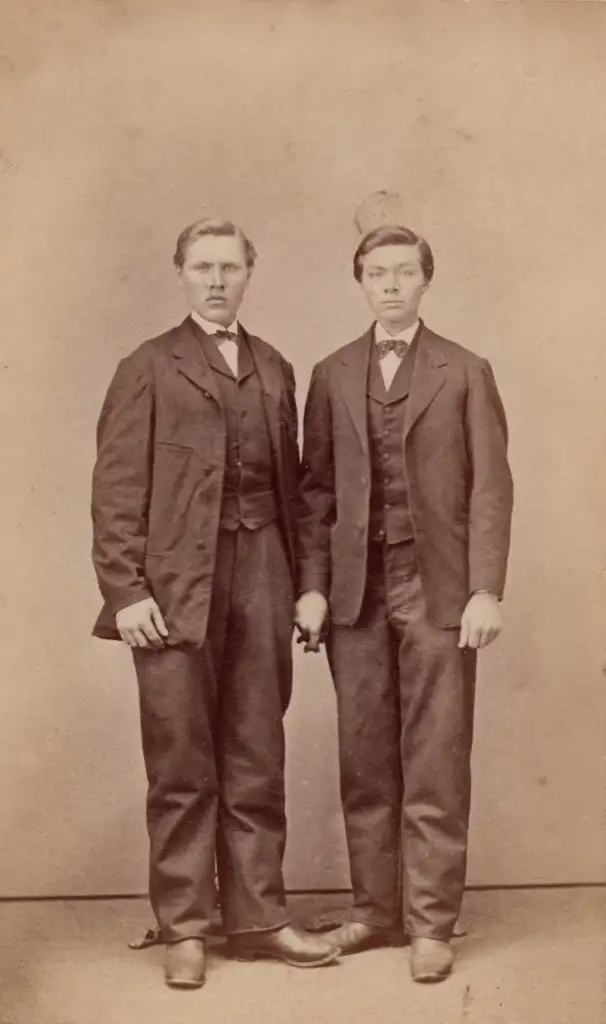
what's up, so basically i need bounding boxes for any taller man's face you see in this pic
[177,233,251,326]
[360,243,428,334]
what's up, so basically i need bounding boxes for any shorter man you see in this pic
[296,221,513,981]
[92,217,339,988]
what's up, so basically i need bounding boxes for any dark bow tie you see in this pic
[376,337,408,360]
[214,329,238,343]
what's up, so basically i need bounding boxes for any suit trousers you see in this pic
[326,540,477,941]
[132,522,293,942]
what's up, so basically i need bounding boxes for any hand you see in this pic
[116,597,168,649]
[458,592,502,650]
[295,590,329,653]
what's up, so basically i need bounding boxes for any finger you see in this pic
[306,630,322,653]
[468,624,483,649]
[120,630,136,647]
[480,626,499,649]
[458,616,470,649]
[151,605,169,638]
[131,629,149,649]
[141,617,164,647]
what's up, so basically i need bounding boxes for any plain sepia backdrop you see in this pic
[0,0,605,898]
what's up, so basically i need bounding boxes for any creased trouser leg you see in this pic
[327,541,477,939]
[216,523,293,934]
[133,522,294,941]
[385,542,477,941]
[327,571,403,930]
[133,644,220,943]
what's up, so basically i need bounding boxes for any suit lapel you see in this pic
[404,325,448,441]
[338,330,373,454]
[245,330,284,461]
[367,343,388,404]
[172,317,223,406]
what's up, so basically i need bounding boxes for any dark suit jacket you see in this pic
[91,316,299,645]
[298,323,514,628]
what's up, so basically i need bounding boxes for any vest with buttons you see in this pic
[367,338,418,544]
[194,326,278,531]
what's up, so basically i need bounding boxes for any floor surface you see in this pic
[0,889,604,1024]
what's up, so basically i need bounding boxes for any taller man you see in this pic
[91,217,339,988]
[296,217,513,982]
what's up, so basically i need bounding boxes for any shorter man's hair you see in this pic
[353,225,434,284]
[173,217,257,270]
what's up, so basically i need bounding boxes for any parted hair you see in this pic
[353,225,434,284]
[173,217,257,269]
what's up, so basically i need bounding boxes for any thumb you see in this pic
[151,603,169,637]
[306,629,321,654]
[458,612,469,649]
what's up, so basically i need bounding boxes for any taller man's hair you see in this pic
[173,217,257,270]
[353,225,434,284]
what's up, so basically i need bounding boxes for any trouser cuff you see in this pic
[224,917,291,937]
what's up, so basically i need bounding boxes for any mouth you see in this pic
[207,297,227,304]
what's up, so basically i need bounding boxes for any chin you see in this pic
[203,309,230,324]
[382,312,408,327]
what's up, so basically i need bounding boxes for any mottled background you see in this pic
[0,0,604,896]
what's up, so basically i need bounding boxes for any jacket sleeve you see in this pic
[465,358,514,598]
[91,353,154,615]
[297,363,336,597]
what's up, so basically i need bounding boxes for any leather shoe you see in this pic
[410,937,453,983]
[227,925,340,968]
[164,938,206,989]
[322,921,395,955]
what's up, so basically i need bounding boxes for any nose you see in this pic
[383,272,400,293]
[209,266,225,289]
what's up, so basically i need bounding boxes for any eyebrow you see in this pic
[367,260,419,269]
[191,260,241,268]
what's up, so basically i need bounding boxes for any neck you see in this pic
[376,315,418,337]
[192,310,237,330]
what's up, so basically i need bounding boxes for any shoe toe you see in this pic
[164,940,206,989]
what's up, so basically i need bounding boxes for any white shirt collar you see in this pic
[374,319,419,345]
[191,310,239,335]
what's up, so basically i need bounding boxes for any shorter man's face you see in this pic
[177,233,251,326]
[360,243,428,332]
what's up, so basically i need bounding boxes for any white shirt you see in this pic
[374,320,419,390]
[191,310,239,376]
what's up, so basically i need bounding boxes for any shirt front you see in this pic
[190,310,240,376]
[374,319,420,390]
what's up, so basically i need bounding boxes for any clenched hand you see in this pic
[116,597,168,648]
[458,592,501,650]
[295,591,329,653]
